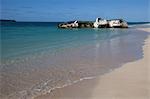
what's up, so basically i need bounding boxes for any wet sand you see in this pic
[36,28,150,99]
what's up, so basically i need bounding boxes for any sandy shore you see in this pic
[36,28,150,99]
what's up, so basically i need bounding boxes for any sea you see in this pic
[0,22,150,99]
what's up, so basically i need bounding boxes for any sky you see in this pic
[1,0,150,22]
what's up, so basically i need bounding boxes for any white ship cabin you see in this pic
[72,20,79,27]
[94,18,108,28]
[109,19,128,28]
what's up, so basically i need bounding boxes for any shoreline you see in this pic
[36,27,150,99]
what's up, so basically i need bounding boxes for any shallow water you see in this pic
[0,22,149,98]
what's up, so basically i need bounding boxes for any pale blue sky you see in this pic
[1,0,150,22]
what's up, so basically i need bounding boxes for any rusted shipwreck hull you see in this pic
[58,19,128,29]
[58,21,94,28]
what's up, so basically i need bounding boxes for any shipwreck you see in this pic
[58,18,128,28]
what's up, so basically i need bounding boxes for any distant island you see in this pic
[0,19,16,22]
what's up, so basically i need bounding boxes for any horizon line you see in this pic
[0,19,150,23]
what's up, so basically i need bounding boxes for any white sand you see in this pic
[36,28,150,99]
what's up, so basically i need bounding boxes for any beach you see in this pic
[1,22,150,99]
[1,0,149,98]
[36,27,150,99]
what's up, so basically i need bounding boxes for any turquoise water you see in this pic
[0,22,149,98]
[1,22,129,63]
